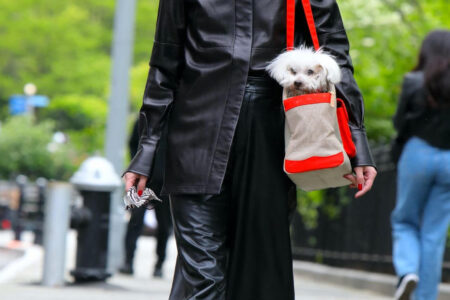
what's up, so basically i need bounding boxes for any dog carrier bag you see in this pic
[282,0,357,191]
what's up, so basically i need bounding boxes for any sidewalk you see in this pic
[0,230,390,300]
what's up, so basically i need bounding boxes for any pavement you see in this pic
[0,230,397,300]
[0,246,23,269]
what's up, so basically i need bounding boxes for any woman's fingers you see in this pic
[123,172,137,192]
[354,167,365,192]
[344,166,378,198]
[343,174,357,188]
[354,166,377,198]
[123,172,149,197]
[136,175,148,196]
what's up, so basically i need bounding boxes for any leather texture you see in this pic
[125,0,375,194]
[168,78,295,300]
[392,71,450,161]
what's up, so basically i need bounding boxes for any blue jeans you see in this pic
[392,137,450,300]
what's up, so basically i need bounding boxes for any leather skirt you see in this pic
[168,76,295,300]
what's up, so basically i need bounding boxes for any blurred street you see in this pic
[0,230,391,300]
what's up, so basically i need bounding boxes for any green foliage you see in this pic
[39,94,107,153]
[0,1,113,107]
[0,0,159,178]
[297,188,351,230]
[297,190,324,230]
[339,0,450,143]
[0,0,158,117]
[0,116,76,180]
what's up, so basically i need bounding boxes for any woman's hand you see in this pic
[123,172,148,196]
[344,166,377,198]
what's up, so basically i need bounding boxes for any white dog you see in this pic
[266,46,341,98]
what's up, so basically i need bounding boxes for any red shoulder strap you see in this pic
[286,0,296,51]
[286,0,320,51]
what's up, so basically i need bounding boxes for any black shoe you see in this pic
[119,263,133,275]
[153,261,163,278]
[395,273,419,300]
[153,266,163,278]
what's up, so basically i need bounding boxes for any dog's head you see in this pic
[266,46,341,92]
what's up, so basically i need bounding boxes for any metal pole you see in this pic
[42,182,72,286]
[104,0,136,272]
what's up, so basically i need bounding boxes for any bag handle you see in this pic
[286,0,320,51]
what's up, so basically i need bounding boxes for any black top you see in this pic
[394,71,450,150]
[125,0,375,194]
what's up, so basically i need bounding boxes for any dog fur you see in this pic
[266,46,341,98]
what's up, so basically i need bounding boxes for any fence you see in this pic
[290,145,450,281]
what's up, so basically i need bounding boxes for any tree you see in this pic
[0,0,157,122]
[339,0,450,143]
[0,0,158,178]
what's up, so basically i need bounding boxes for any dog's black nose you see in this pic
[294,81,303,87]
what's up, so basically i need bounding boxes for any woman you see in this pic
[392,30,450,300]
[124,0,377,299]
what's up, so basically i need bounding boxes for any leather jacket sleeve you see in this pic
[309,0,375,168]
[124,0,185,177]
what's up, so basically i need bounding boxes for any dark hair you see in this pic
[414,30,450,106]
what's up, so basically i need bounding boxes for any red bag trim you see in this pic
[283,93,331,112]
[336,99,357,158]
[285,152,344,173]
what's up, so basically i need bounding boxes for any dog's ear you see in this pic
[266,52,290,85]
[317,53,341,84]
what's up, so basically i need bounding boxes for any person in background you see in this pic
[120,119,172,278]
[391,30,450,300]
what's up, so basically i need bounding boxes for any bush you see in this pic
[38,94,107,154]
[0,116,76,180]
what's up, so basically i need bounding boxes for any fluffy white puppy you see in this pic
[266,46,341,98]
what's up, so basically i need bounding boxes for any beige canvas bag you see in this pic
[283,0,356,191]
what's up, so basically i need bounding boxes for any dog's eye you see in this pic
[307,69,314,75]
[289,68,297,75]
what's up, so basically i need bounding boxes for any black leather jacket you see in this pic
[393,71,450,159]
[126,0,375,194]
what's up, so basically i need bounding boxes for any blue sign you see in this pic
[8,94,50,115]
[9,95,27,115]
[29,95,49,107]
